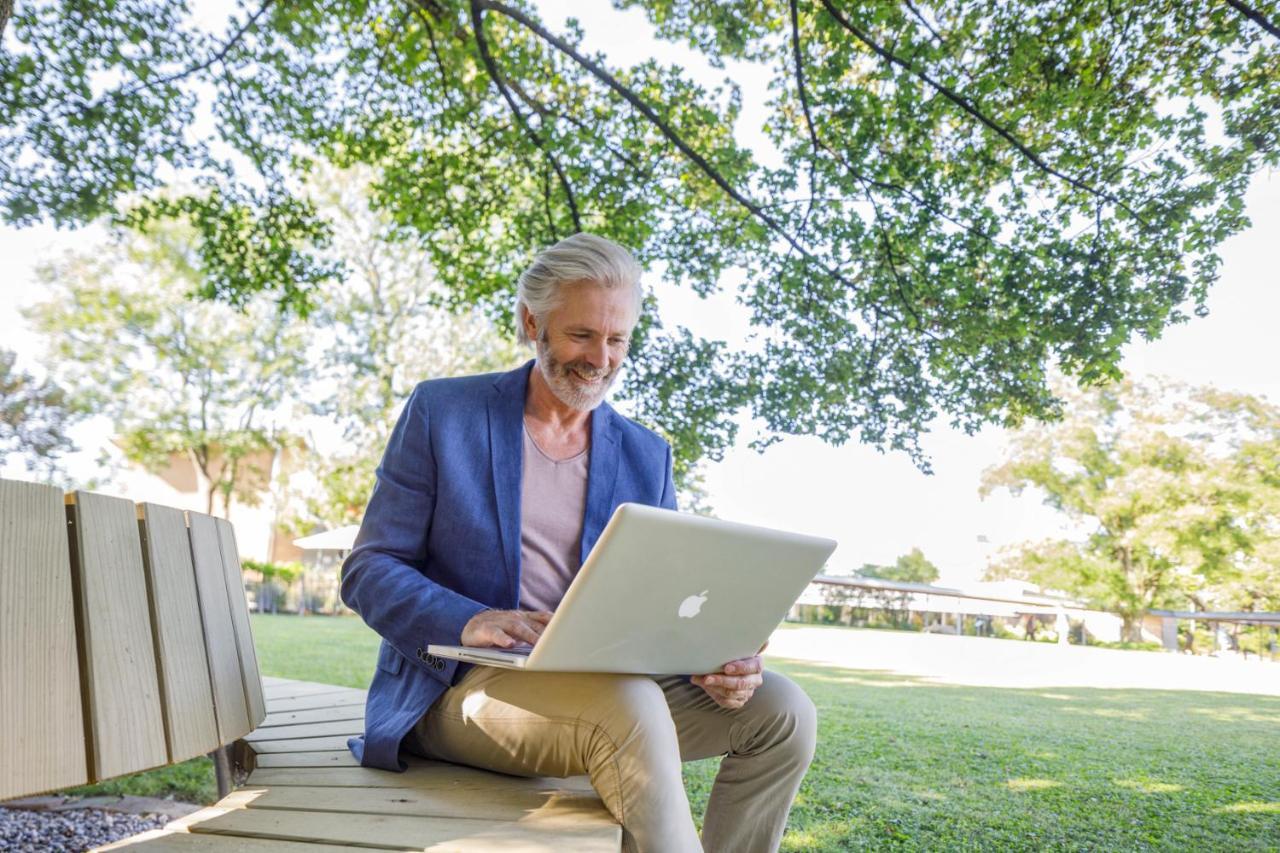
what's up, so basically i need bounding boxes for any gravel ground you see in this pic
[0,807,168,852]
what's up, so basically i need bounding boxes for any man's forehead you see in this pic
[554,284,637,329]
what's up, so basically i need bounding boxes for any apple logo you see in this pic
[679,590,709,619]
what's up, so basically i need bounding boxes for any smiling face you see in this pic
[524,279,637,412]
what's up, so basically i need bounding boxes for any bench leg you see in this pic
[210,745,233,800]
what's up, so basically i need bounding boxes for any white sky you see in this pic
[1,2,1276,584]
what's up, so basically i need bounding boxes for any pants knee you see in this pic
[581,675,679,753]
[752,673,818,766]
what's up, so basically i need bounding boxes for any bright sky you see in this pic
[1,2,1276,585]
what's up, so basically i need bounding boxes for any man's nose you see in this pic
[586,337,609,367]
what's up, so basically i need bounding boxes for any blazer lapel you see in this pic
[488,361,533,603]
[581,401,621,562]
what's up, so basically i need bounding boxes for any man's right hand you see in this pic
[461,609,552,648]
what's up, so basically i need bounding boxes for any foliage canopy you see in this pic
[3,0,1278,467]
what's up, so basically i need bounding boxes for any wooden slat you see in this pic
[94,827,364,851]
[247,735,353,754]
[247,764,596,795]
[0,478,87,799]
[252,750,360,769]
[247,767,413,788]
[263,691,366,714]
[241,784,614,824]
[259,705,363,729]
[138,503,220,763]
[189,512,251,744]
[68,490,168,780]
[179,795,621,852]
[245,720,364,743]
[263,681,355,700]
[214,518,267,727]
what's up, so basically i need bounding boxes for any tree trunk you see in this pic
[0,0,12,40]
[1121,615,1145,643]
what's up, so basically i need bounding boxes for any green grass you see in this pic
[249,611,381,689]
[59,615,1280,850]
[687,660,1280,851]
[60,757,217,805]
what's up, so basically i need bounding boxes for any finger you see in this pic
[525,611,553,624]
[717,692,748,709]
[520,615,548,636]
[723,656,763,676]
[704,683,739,703]
[702,674,762,691]
[719,690,752,708]
[504,619,543,645]
[489,627,517,649]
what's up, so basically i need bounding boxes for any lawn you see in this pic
[64,614,1280,850]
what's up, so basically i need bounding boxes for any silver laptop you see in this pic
[428,503,837,674]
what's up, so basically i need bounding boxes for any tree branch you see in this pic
[902,0,945,46]
[353,6,414,114]
[112,0,275,104]
[789,0,1002,247]
[505,83,660,184]
[818,0,1150,229]
[1226,0,1280,40]
[788,0,821,243]
[470,0,582,234]
[475,0,854,292]
[415,9,463,111]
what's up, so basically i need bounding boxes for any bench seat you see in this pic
[97,676,622,852]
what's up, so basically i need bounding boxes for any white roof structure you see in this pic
[292,524,360,552]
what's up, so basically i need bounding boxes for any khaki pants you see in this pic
[405,666,817,853]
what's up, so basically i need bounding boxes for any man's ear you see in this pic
[520,304,539,343]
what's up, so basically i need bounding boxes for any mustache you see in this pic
[561,361,612,380]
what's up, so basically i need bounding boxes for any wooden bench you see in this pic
[0,478,621,851]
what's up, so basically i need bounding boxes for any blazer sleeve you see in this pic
[339,383,488,663]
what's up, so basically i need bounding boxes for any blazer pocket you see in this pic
[376,642,405,675]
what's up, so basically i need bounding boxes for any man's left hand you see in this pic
[691,654,765,710]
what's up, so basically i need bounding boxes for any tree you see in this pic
[24,219,309,516]
[286,164,522,530]
[1192,387,1280,612]
[0,347,80,477]
[981,380,1278,641]
[3,2,1278,472]
[858,547,940,584]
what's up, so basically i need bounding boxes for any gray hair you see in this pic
[515,233,643,345]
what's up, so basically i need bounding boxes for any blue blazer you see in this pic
[340,360,677,770]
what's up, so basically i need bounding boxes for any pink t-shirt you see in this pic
[517,424,589,612]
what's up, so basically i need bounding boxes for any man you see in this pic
[341,233,816,852]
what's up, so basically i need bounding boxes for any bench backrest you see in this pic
[0,478,266,800]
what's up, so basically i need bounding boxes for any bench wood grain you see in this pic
[68,490,168,781]
[138,503,221,763]
[0,479,87,799]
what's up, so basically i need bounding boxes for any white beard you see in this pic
[535,337,621,411]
